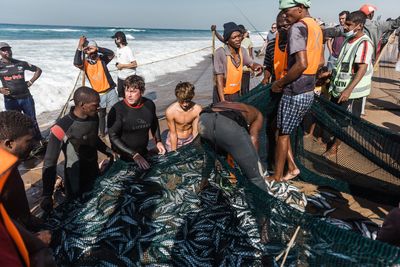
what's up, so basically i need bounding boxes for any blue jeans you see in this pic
[4,96,42,140]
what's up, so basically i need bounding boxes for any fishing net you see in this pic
[47,83,400,266]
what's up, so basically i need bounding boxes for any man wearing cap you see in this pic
[112,31,138,99]
[360,4,400,60]
[74,36,118,137]
[0,42,43,142]
[269,0,324,182]
[213,22,262,103]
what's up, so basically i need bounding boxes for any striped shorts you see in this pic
[277,91,314,135]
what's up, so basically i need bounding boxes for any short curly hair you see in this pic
[124,75,145,93]
[175,82,195,101]
[0,111,34,140]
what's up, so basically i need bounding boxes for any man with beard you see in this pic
[0,111,43,231]
[165,82,202,151]
[107,75,166,170]
[213,22,262,103]
[0,42,43,142]
[41,87,114,212]
[74,36,118,137]
[269,0,324,182]
[112,31,138,99]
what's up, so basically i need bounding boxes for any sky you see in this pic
[0,0,398,30]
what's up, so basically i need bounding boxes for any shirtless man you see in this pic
[165,82,202,151]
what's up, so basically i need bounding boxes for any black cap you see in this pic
[111,31,126,39]
[223,22,241,42]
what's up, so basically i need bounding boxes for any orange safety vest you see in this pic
[224,48,243,95]
[84,59,111,93]
[0,149,30,267]
[301,17,323,75]
[273,32,288,80]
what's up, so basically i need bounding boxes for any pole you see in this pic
[82,51,86,87]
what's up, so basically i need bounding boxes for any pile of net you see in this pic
[46,84,400,266]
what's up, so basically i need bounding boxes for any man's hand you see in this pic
[133,153,150,170]
[251,63,263,76]
[40,196,53,213]
[26,81,33,87]
[116,63,123,70]
[78,36,87,50]
[271,80,283,93]
[211,25,216,32]
[0,87,10,95]
[35,230,52,246]
[338,88,352,103]
[156,142,166,155]
[261,77,270,85]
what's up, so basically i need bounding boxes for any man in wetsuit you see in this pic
[165,82,202,151]
[74,37,118,137]
[40,87,114,212]
[0,42,43,142]
[198,101,267,190]
[0,111,43,231]
[108,75,166,170]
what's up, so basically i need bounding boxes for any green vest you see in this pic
[329,35,373,99]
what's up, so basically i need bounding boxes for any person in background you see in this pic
[107,75,166,170]
[269,0,324,182]
[261,11,290,172]
[323,11,374,157]
[327,11,350,70]
[74,36,118,137]
[0,42,43,143]
[238,24,254,95]
[213,22,262,103]
[256,23,278,57]
[112,31,138,99]
[41,87,114,213]
[165,82,202,152]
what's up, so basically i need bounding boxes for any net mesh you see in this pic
[47,83,400,266]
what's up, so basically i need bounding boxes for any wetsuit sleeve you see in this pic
[96,137,113,156]
[42,132,63,197]
[98,47,115,65]
[107,106,137,157]
[150,102,162,143]
[74,49,84,69]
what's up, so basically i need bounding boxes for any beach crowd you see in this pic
[0,0,400,265]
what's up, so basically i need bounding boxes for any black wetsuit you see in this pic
[107,98,161,161]
[42,108,113,199]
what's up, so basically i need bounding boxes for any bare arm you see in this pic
[191,105,202,137]
[211,25,225,43]
[327,38,333,55]
[166,109,178,151]
[261,69,271,85]
[248,47,254,60]
[216,74,225,102]
[117,60,137,70]
[247,108,264,151]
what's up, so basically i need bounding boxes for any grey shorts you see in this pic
[99,89,118,109]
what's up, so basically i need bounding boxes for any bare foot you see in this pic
[282,169,300,181]
[265,175,283,183]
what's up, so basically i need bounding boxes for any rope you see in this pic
[228,0,266,41]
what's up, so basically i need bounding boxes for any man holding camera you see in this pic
[74,36,118,137]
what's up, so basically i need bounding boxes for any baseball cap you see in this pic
[86,40,98,48]
[360,4,377,15]
[0,42,11,49]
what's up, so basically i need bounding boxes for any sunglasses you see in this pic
[0,47,11,52]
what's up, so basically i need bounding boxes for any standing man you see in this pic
[267,23,278,43]
[112,31,138,99]
[213,22,262,103]
[165,82,202,152]
[324,11,373,157]
[0,111,42,231]
[0,42,42,142]
[269,0,324,182]
[107,75,166,170]
[327,11,350,70]
[239,25,254,95]
[41,87,114,212]
[74,37,118,137]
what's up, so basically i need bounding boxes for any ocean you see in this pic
[0,23,264,115]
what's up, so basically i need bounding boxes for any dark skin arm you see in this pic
[216,74,226,102]
[27,66,42,87]
[246,106,264,150]
[211,25,225,43]
[272,50,308,92]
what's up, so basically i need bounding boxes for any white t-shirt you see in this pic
[116,46,136,79]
